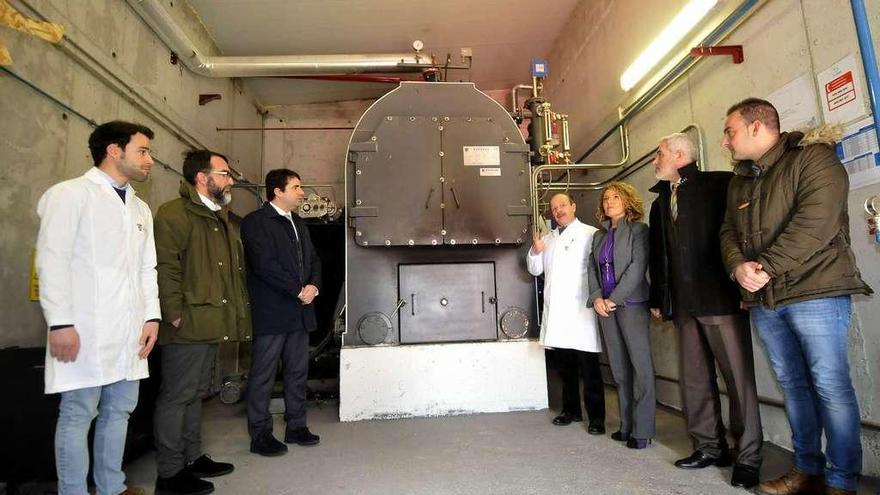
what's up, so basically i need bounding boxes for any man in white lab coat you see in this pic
[527,193,606,433]
[36,121,161,495]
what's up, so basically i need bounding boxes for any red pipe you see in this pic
[275,74,403,84]
[690,45,744,64]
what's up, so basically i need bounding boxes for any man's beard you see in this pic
[207,178,232,205]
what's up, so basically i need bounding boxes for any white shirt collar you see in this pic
[556,218,580,235]
[197,192,222,212]
[268,200,291,218]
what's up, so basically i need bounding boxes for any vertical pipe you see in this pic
[851,0,880,145]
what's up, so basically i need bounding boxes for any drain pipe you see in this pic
[126,0,431,78]
[850,0,880,146]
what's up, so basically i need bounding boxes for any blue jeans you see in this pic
[751,296,862,491]
[55,379,140,495]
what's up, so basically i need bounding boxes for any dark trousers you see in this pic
[154,343,218,478]
[675,311,762,467]
[599,305,656,439]
[247,331,309,440]
[556,348,605,423]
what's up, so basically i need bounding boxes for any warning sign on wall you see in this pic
[817,55,867,125]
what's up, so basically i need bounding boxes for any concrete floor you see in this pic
[124,387,880,495]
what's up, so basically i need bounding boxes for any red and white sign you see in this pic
[825,71,856,112]
[817,55,866,125]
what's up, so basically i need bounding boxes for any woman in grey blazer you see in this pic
[588,181,656,449]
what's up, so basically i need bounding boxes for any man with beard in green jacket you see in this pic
[153,150,252,495]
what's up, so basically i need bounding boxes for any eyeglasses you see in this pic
[208,170,231,177]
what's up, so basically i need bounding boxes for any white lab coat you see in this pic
[527,218,601,352]
[37,168,161,394]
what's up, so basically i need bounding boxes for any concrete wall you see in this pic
[0,0,263,349]
[544,0,880,475]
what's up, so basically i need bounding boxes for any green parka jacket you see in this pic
[719,126,872,308]
[154,181,252,344]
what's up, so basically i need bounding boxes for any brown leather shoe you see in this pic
[824,486,856,495]
[756,468,824,495]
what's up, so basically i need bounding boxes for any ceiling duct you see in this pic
[125,0,427,78]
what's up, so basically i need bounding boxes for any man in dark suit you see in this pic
[240,169,322,456]
[648,133,762,489]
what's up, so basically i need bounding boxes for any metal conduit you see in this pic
[0,67,266,200]
[529,107,630,222]
[575,0,762,164]
[600,364,880,432]
[0,65,185,179]
[529,0,763,227]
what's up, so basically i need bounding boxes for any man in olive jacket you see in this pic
[153,150,252,495]
[719,98,872,495]
[648,133,761,489]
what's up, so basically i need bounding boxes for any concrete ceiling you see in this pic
[187,0,581,105]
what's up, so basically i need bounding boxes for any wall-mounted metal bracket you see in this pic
[690,45,744,64]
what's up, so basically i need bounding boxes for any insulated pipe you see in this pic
[126,0,426,78]
[850,0,880,147]
[279,75,403,84]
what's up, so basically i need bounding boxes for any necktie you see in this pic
[287,214,304,274]
[671,182,680,222]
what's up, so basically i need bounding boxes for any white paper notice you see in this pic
[768,74,819,131]
[837,116,880,190]
[817,55,867,125]
[463,146,500,166]
[479,167,501,176]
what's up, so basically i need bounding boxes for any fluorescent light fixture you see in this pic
[620,0,719,91]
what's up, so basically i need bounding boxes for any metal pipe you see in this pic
[510,83,534,113]
[278,75,402,84]
[0,66,189,179]
[216,127,355,131]
[533,124,704,216]
[126,0,428,78]
[575,0,762,163]
[850,0,880,147]
[530,107,630,224]
[633,367,880,432]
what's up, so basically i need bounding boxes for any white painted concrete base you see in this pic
[339,341,549,421]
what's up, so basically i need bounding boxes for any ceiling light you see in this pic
[620,0,719,91]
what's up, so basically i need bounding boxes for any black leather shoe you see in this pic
[250,433,288,457]
[285,426,320,446]
[551,412,583,426]
[625,438,651,449]
[184,455,233,478]
[730,463,760,488]
[155,470,214,495]
[610,430,631,442]
[587,421,606,435]
[674,450,731,469]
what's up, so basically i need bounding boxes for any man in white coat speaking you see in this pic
[36,121,161,495]
[527,193,606,434]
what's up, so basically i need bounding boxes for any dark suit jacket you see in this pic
[648,163,742,320]
[587,218,650,306]
[240,202,322,335]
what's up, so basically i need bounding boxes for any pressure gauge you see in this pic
[412,40,424,51]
